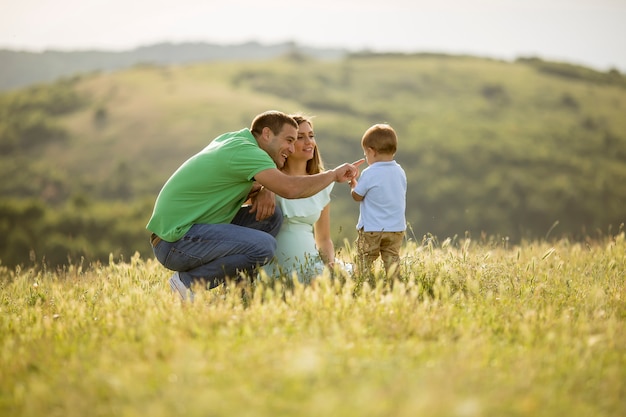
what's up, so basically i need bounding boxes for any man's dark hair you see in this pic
[251,110,298,137]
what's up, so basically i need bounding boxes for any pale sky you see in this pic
[1,0,625,72]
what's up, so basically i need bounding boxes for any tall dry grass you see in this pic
[1,234,625,417]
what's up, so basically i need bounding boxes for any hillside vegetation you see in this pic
[1,52,625,267]
[0,41,346,91]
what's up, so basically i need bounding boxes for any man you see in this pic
[147,110,360,300]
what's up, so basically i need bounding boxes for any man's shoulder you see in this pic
[205,129,262,157]
[212,128,254,145]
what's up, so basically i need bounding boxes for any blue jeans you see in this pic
[152,205,282,289]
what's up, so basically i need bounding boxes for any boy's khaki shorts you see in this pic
[355,229,405,273]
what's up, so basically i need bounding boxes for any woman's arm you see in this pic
[314,204,335,266]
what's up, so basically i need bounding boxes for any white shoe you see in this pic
[169,272,194,302]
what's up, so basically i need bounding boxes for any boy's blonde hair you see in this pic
[362,124,397,155]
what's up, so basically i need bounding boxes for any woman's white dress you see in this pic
[262,183,334,283]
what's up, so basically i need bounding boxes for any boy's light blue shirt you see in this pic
[353,160,407,232]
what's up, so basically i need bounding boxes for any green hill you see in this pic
[0,41,346,91]
[1,52,625,267]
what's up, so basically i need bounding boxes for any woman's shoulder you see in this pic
[278,183,333,217]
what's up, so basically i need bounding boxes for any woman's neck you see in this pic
[282,159,308,176]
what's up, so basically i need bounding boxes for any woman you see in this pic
[262,114,336,283]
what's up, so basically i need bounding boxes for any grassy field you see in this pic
[1,233,625,417]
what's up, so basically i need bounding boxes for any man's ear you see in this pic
[260,126,272,142]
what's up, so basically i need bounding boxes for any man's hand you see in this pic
[333,159,365,183]
[248,186,276,221]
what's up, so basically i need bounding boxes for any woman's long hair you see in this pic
[287,114,325,175]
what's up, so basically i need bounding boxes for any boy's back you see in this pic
[353,160,406,232]
[349,123,407,276]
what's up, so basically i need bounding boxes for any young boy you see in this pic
[349,124,407,278]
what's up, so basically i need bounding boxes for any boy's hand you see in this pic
[349,159,365,187]
[350,158,365,178]
[349,159,365,200]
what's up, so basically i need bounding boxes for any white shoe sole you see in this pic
[169,274,193,301]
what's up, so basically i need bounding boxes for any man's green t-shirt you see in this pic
[146,128,277,242]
